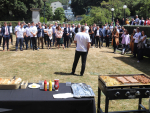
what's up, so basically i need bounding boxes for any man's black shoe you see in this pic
[71,72,75,75]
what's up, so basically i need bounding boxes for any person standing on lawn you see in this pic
[71,25,91,76]
[2,22,10,51]
[16,22,26,51]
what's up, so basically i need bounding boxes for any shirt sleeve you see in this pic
[74,34,77,41]
[87,34,91,42]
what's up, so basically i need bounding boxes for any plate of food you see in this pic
[28,83,40,89]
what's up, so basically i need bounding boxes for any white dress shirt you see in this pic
[25,27,31,37]
[74,32,91,52]
[9,26,13,33]
[140,35,147,44]
[16,27,25,38]
[133,32,141,43]
[85,26,89,34]
[30,26,38,37]
[47,28,52,40]
[5,26,9,35]
[70,27,72,36]
[15,25,20,33]
[96,30,99,36]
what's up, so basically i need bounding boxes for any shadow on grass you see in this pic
[54,72,72,76]
[54,72,80,76]
[113,56,150,75]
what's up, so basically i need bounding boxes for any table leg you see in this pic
[97,87,101,113]
[138,98,142,110]
[105,96,109,113]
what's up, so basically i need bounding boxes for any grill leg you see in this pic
[97,87,101,113]
[138,98,142,110]
[105,96,109,113]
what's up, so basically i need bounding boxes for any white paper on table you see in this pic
[53,93,73,99]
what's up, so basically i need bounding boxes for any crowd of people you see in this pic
[117,15,150,26]
[0,20,147,63]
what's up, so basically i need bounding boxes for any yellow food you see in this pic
[31,85,37,88]
[100,76,121,86]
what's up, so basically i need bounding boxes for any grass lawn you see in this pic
[0,36,150,112]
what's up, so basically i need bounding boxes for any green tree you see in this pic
[40,4,53,21]
[54,7,65,21]
[0,0,43,21]
[101,0,131,20]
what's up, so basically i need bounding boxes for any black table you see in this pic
[0,83,96,113]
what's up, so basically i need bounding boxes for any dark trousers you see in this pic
[64,36,69,48]
[44,34,48,45]
[72,51,88,75]
[25,36,30,50]
[138,48,144,61]
[3,35,9,50]
[106,36,109,47]
[0,36,2,46]
[134,43,138,57]
[101,36,104,46]
[16,38,23,50]
[90,34,94,46]
[30,37,32,48]
[47,37,52,47]
[32,37,37,50]
[69,37,72,46]
[10,33,13,45]
[53,33,56,46]
[113,39,117,52]
[96,36,101,48]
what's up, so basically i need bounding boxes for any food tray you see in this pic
[0,77,22,90]
[99,74,150,87]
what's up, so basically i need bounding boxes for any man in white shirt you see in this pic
[71,25,91,76]
[133,27,141,58]
[9,22,13,45]
[85,23,89,34]
[16,22,26,51]
[30,21,38,51]
[94,26,102,48]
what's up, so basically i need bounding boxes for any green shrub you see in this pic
[40,17,47,24]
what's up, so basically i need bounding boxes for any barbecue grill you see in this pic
[97,74,150,113]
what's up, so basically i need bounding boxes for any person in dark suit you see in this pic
[64,24,70,48]
[75,24,81,34]
[94,26,103,48]
[1,22,10,51]
[105,27,111,47]
[130,18,135,25]
[37,23,44,49]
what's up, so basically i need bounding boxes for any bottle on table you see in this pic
[49,80,52,91]
[44,80,47,91]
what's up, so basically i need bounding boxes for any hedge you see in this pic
[123,25,150,37]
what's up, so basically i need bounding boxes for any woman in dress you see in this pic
[111,28,119,54]
[137,31,147,63]
[56,25,64,49]
[121,29,130,55]
[47,24,53,50]
[130,29,136,54]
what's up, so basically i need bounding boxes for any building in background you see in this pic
[51,1,63,14]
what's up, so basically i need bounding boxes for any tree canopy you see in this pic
[0,0,44,21]
[54,7,65,21]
